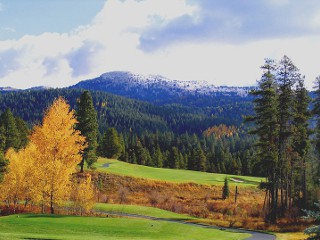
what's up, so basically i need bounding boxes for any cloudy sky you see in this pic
[0,0,320,89]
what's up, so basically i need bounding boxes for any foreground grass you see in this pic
[96,158,264,186]
[95,203,194,220]
[0,214,250,240]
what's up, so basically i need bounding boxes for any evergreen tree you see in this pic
[0,109,20,151]
[222,176,229,199]
[0,151,8,182]
[276,55,300,214]
[292,78,311,208]
[313,76,320,175]
[15,117,29,149]
[247,56,310,222]
[135,140,148,165]
[169,147,180,169]
[0,126,6,152]
[100,128,123,159]
[153,145,163,168]
[76,91,98,172]
[193,146,207,171]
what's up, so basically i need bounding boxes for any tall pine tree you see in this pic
[76,91,98,172]
[247,59,279,223]
[292,78,311,209]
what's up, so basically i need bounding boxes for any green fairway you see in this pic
[0,214,250,240]
[96,158,264,186]
[95,203,194,220]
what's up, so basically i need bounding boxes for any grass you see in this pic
[0,214,250,240]
[95,203,194,220]
[276,232,307,240]
[96,158,265,186]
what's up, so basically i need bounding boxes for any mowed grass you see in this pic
[95,203,194,220]
[0,214,250,240]
[96,158,264,186]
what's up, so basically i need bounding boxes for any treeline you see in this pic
[99,127,257,176]
[0,88,253,134]
[0,88,257,176]
[247,56,320,223]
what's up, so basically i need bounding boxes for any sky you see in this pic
[0,0,320,89]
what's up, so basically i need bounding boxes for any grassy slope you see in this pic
[96,158,264,186]
[95,203,194,220]
[0,214,250,240]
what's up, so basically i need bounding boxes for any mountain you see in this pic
[71,71,255,106]
[0,87,19,92]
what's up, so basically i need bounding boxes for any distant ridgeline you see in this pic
[0,72,259,175]
[70,71,255,107]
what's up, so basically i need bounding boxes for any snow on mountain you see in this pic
[97,71,255,97]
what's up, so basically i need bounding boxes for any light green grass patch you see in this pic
[96,158,264,186]
[95,203,194,220]
[0,214,250,240]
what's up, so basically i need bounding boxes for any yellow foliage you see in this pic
[71,174,96,215]
[0,97,87,213]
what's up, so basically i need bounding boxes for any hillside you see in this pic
[71,71,255,107]
[0,85,257,176]
[0,88,253,133]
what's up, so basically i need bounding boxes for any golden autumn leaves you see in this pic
[0,97,95,214]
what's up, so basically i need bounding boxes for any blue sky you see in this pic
[0,0,320,89]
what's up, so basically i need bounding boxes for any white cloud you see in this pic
[0,0,195,89]
[0,0,319,90]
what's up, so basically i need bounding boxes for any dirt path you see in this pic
[95,210,276,240]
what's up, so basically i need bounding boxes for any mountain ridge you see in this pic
[70,71,256,106]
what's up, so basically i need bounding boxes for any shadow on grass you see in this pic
[22,214,68,219]
[22,238,58,240]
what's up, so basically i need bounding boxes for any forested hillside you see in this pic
[0,88,257,176]
[0,88,253,133]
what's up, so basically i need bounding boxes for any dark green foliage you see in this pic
[0,87,257,175]
[0,126,6,152]
[313,76,320,163]
[0,109,20,151]
[304,203,320,240]
[222,176,229,199]
[0,151,8,182]
[292,79,311,208]
[15,116,30,149]
[247,56,312,223]
[153,145,163,168]
[100,128,123,159]
[168,147,180,169]
[192,146,207,172]
[76,91,99,171]
[0,88,253,135]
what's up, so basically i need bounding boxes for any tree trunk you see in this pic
[80,159,84,173]
[50,192,54,214]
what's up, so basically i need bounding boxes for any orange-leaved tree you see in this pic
[30,97,86,214]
